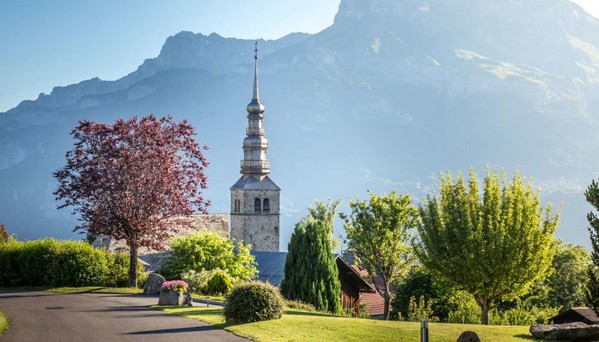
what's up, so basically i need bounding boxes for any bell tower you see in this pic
[230,43,280,251]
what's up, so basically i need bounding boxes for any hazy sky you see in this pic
[0,0,597,113]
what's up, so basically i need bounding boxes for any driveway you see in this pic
[0,290,248,342]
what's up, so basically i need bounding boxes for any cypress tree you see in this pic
[281,219,341,313]
[585,180,599,313]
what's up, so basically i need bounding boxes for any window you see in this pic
[254,198,261,213]
[263,198,270,213]
[234,199,240,213]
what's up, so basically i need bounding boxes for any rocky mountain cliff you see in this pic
[2,0,599,248]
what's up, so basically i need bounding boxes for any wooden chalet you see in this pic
[335,256,377,316]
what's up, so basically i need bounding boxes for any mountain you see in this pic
[2,0,599,248]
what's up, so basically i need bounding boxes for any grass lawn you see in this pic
[159,306,538,342]
[47,287,143,294]
[0,311,8,335]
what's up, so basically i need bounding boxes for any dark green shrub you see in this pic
[46,240,108,286]
[0,238,109,287]
[224,282,284,324]
[205,270,232,295]
[105,252,131,287]
[0,239,24,286]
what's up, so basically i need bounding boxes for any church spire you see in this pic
[241,42,270,176]
[252,42,259,101]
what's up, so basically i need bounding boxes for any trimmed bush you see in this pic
[224,282,284,324]
[105,252,144,288]
[205,270,232,295]
[45,240,108,287]
[0,238,113,287]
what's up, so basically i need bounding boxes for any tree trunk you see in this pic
[479,299,491,325]
[128,243,138,288]
[383,294,391,320]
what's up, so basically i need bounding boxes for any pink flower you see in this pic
[161,280,189,292]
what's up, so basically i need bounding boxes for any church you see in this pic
[229,43,281,252]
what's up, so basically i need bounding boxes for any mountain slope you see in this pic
[1,0,599,248]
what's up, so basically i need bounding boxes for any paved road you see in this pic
[0,290,248,342]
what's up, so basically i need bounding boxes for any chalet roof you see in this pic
[350,263,387,316]
[335,256,376,293]
[550,307,599,324]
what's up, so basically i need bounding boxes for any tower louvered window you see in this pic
[254,198,261,213]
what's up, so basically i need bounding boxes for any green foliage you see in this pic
[0,238,147,287]
[0,238,108,287]
[407,296,439,322]
[104,252,144,288]
[418,168,559,324]
[490,302,558,326]
[182,269,219,294]
[224,281,284,324]
[283,299,318,312]
[307,199,342,251]
[585,179,599,314]
[525,241,590,311]
[281,219,341,314]
[45,240,108,287]
[446,293,480,324]
[340,190,420,320]
[393,266,454,321]
[160,231,257,282]
[205,270,233,295]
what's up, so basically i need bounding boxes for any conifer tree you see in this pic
[281,219,341,313]
[585,179,599,313]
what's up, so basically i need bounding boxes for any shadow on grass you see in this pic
[284,310,341,318]
[513,334,538,341]
[126,325,221,335]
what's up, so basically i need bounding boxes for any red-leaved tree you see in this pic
[54,115,210,286]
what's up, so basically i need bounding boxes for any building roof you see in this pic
[230,175,281,191]
[550,307,599,324]
[91,214,230,270]
[350,264,386,316]
[251,251,288,287]
[335,256,376,293]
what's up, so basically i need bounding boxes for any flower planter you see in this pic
[158,289,192,306]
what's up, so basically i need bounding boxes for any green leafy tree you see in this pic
[340,190,420,320]
[281,219,341,313]
[393,266,455,321]
[526,241,590,311]
[418,168,559,324]
[585,179,599,313]
[160,231,257,282]
[307,199,342,251]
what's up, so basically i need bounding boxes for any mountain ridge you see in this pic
[1,0,599,248]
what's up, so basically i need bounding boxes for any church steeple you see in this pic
[230,43,281,252]
[241,42,270,176]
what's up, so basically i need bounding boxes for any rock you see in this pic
[143,273,166,295]
[530,322,599,341]
[457,331,480,342]
[158,290,192,306]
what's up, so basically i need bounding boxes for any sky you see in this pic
[0,0,598,113]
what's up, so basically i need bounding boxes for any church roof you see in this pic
[230,175,281,191]
[251,251,288,286]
